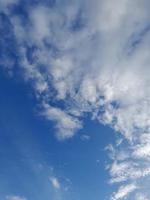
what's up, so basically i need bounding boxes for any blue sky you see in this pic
[0,0,150,200]
[0,70,115,200]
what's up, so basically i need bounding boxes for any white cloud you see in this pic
[5,195,26,200]
[42,103,82,140]
[2,0,150,198]
[4,0,150,141]
[135,193,149,200]
[81,134,91,141]
[49,176,60,190]
[111,184,137,200]
[109,160,150,184]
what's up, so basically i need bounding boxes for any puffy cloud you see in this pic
[1,0,150,198]
[42,103,82,140]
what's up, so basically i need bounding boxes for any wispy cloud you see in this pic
[135,193,149,200]
[49,176,61,190]
[5,195,27,200]
[111,184,137,200]
[80,134,91,141]
[0,0,19,8]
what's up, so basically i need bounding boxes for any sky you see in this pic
[0,0,150,200]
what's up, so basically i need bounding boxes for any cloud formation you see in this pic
[111,184,137,200]
[49,176,61,190]
[1,0,150,199]
[5,195,26,200]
